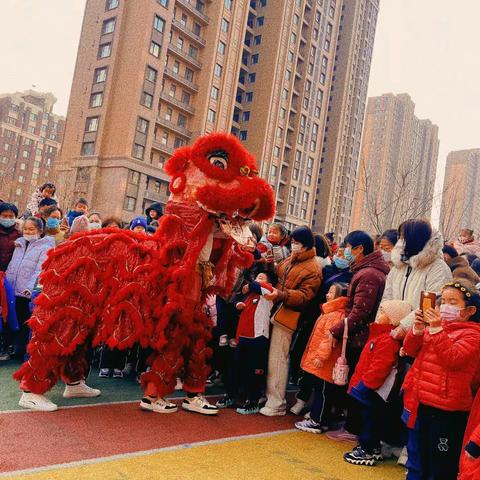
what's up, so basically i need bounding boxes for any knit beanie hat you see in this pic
[70,215,90,234]
[39,197,58,208]
[380,300,412,327]
[0,202,18,217]
[130,216,148,231]
[291,226,315,249]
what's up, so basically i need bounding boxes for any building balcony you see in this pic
[156,116,193,138]
[167,43,202,69]
[152,140,174,156]
[160,92,195,115]
[171,19,206,47]
[176,0,210,25]
[163,68,199,92]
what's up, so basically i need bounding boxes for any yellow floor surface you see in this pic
[5,431,405,480]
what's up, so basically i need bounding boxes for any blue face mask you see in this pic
[46,218,60,229]
[344,247,355,263]
[333,255,351,270]
[0,218,16,228]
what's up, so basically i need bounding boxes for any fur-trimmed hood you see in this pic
[391,230,444,270]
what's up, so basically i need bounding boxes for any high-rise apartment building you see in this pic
[57,0,375,227]
[0,90,64,210]
[312,0,379,239]
[440,149,480,242]
[350,93,439,234]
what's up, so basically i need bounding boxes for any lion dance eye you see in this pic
[208,150,228,170]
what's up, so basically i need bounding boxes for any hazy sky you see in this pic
[1,0,479,210]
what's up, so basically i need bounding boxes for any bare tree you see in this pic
[358,155,439,235]
[0,161,17,202]
[438,179,464,243]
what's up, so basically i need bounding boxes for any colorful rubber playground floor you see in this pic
[0,361,405,479]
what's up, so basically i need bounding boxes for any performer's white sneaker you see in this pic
[19,392,58,412]
[182,394,218,415]
[63,380,101,398]
[140,397,178,413]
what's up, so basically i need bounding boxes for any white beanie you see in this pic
[380,300,412,327]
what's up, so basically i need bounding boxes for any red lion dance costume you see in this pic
[14,133,275,412]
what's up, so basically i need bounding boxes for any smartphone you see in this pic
[420,291,436,314]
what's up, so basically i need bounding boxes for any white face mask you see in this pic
[291,243,302,254]
[381,250,391,263]
[23,234,40,242]
[89,222,102,230]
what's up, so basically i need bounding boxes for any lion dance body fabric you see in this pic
[14,133,275,398]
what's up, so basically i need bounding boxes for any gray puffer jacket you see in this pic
[6,236,54,297]
[381,230,452,331]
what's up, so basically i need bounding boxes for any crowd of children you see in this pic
[1,182,480,479]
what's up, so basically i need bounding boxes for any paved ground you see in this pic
[0,360,405,479]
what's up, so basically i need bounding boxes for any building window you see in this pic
[98,43,112,58]
[305,174,311,185]
[169,84,177,97]
[177,114,187,127]
[252,54,259,64]
[301,208,307,220]
[158,0,168,6]
[242,111,250,121]
[257,16,264,26]
[176,37,184,49]
[185,68,194,81]
[246,92,253,102]
[172,60,180,74]
[102,18,116,35]
[207,109,216,123]
[324,39,331,51]
[24,138,33,146]
[146,66,157,83]
[239,130,248,140]
[180,13,188,26]
[224,0,232,9]
[94,67,107,83]
[214,63,223,77]
[81,141,95,156]
[150,41,161,57]
[141,92,153,108]
[137,117,149,133]
[106,0,119,10]
[211,86,219,100]
[221,19,229,32]
[248,73,256,82]
[165,107,173,121]
[287,51,294,63]
[161,131,169,145]
[290,32,296,45]
[30,113,37,122]
[282,88,288,100]
[327,22,333,34]
[22,151,29,158]
[218,41,226,55]
[285,70,291,80]
[85,116,99,132]
[279,107,286,119]
[254,35,262,45]
[16,188,23,196]
[181,90,191,104]
[27,126,35,134]
[154,14,165,32]
[189,45,199,59]
[124,196,136,211]
[90,92,103,107]
[174,137,184,148]
[276,127,283,138]
[133,143,145,160]
[273,146,280,157]
[18,175,25,183]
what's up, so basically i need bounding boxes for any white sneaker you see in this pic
[290,399,307,415]
[140,397,178,413]
[259,406,286,416]
[19,392,58,412]
[182,394,218,415]
[63,380,101,398]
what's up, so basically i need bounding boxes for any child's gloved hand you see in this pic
[236,302,246,310]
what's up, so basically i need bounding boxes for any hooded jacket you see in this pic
[0,225,21,272]
[382,231,452,331]
[5,236,54,297]
[300,296,348,382]
[403,321,480,415]
[459,388,480,480]
[330,250,390,349]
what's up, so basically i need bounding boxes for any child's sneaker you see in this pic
[182,394,218,415]
[140,397,178,413]
[63,380,101,398]
[0,351,10,361]
[344,446,376,466]
[372,448,384,462]
[259,405,286,416]
[236,401,260,415]
[290,398,307,415]
[295,418,328,434]
[98,368,110,378]
[215,394,234,409]
[112,369,124,378]
[19,392,58,412]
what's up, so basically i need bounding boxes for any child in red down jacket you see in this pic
[343,299,412,467]
[295,282,349,434]
[459,387,480,480]
[402,279,480,480]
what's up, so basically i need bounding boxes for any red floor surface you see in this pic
[0,400,294,474]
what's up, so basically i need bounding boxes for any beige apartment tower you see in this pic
[350,93,439,234]
[312,0,379,239]
[440,149,480,242]
[0,90,64,210]
[57,0,376,227]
